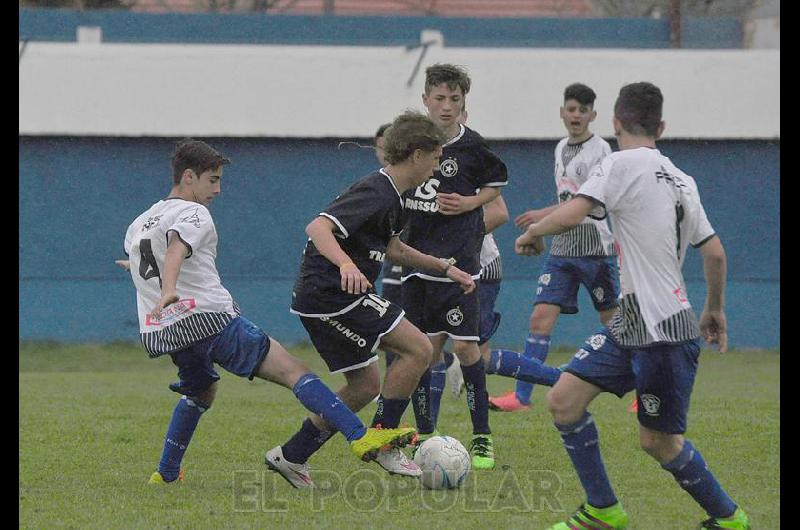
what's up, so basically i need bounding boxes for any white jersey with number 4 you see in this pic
[578,147,716,347]
[550,135,615,257]
[124,198,238,357]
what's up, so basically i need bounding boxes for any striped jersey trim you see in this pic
[141,311,234,358]
[561,142,584,170]
[480,255,502,281]
[550,223,615,257]
[609,294,700,347]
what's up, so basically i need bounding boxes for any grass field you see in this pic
[19,342,779,529]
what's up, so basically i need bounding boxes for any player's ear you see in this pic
[589,109,597,122]
[656,121,665,139]
[182,168,194,184]
[422,92,429,108]
[612,116,622,137]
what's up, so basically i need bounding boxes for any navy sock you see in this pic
[487,349,561,386]
[443,350,455,368]
[411,368,434,434]
[515,333,550,405]
[429,362,447,427]
[292,373,366,442]
[461,358,490,435]
[555,411,617,508]
[661,440,737,518]
[158,396,207,481]
[371,396,411,428]
[281,418,336,465]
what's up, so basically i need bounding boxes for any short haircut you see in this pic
[383,110,447,165]
[614,82,664,138]
[564,83,597,106]
[374,122,392,143]
[171,138,230,185]
[424,63,471,96]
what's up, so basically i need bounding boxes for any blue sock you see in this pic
[555,411,617,508]
[461,359,490,435]
[292,373,366,442]
[158,396,207,482]
[371,396,411,428]
[429,362,447,427]
[488,349,561,386]
[515,333,551,405]
[443,350,455,368]
[411,368,434,434]
[282,418,336,464]
[661,440,737,518]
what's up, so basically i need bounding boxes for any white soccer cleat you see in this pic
[374,447,422,477]
[447,359,465,397]
[265,446,314,489]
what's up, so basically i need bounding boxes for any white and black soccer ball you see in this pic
[412,435,471,490]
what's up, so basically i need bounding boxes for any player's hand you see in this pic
[436,192,475,216]
[699,309,728,353]
[115,259,131,271]
[515,228,545,256]
[340,262,372,294]
[445,265,476,294]
[150,291,180,321]
[515,209,545,229]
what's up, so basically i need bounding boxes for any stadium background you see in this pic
[19,1,779,349]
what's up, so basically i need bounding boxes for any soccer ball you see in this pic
[412,435,471,490]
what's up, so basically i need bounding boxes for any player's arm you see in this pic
[514,203,559,229]
[483,195,509,234]
[115,259,130,271]
[697,235,728,352]
[306,216,372,294]
[515,196,594,256]
[386,237,475,294]
[151,235,189,318]
[436,186,501,216]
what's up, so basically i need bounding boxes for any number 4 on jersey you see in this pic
[138,239,163,288]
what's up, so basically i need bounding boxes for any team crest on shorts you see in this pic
[593,287,605,302]
[639,394,661,416]
[539,273,551,286]
[446,308,464,326]
[588,334,606,350]
[440,158,459,178]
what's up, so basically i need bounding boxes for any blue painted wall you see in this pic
[19,136,779,348]
[19,8,742,48]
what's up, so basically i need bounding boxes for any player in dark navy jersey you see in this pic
[267,111,476,484]
[402,64,507,470]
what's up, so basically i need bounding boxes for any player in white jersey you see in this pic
[490,83,619,413]
[122,139,416,486]
[516,83,749,530]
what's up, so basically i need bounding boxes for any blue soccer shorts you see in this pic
[478,279,501,345]
[563,328,701,434]
[299,293,405,374]
[534,255,620,314]
[168,316,271,398]
[401,276,480,342]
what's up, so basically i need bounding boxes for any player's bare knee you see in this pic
[195,382,218,408]
[639,431,683,463]
[546,386,582,423]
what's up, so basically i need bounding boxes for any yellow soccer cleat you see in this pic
[350,426,417,462]
[147,469,184,484]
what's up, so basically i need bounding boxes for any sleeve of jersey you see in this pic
[686,183,716,247]
[319,182,381,239]
[576,157,615,220]
[166,204,214,258]
[477,147,509,188]
[123,224,133,256]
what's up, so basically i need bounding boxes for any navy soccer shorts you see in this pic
[478,279,501,345]
[168,316,271,398]
[401,276,480,342]
[299,294,405,374]
[563,328,701,434]
[534,255,620,314]
[381,281,402,305]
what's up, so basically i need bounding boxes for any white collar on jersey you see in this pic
[443,124,466,147]
[379,168,404,206]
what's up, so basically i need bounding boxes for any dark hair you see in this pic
[374,122,392,143]
[614,82,664,137]
[171,138,230,185]
[424,63,471,96]
[383,110,447,164]
[564,83,597,106]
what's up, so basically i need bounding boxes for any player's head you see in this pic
[560,83,597,139]
[171,138,230,206]
[613,82,665,139]
[374,122,392,166]
[384,110,446,182]
[422,64,471,130]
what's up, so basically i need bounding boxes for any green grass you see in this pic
[20,342,779,529]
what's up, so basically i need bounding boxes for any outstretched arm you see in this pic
[386,237,475,294]
[151,235,189,319]
[514,203,559,229]
[515,196,594,256]
[698,235,728,352]
[483,195,509,234]
[306,216,372,294]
